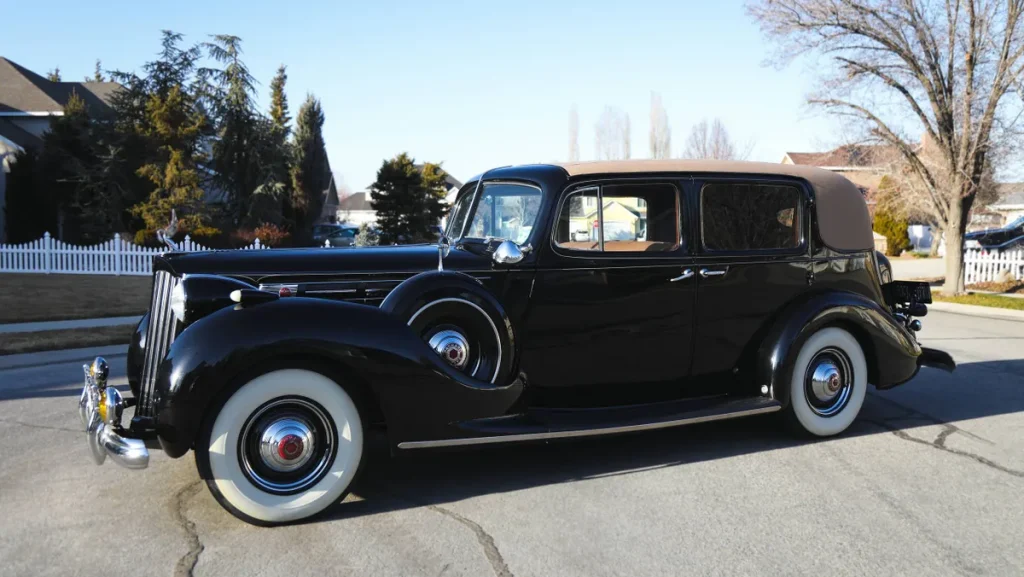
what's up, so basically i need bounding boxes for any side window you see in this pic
[701,182,803,252]
[554,183,681,253]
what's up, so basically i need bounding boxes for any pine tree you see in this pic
[369,153,450,244]
[131,85,217,243]
[92,59,104,82]
[269,65,290,132]
[47,67,61,82]
[289,95,329,243]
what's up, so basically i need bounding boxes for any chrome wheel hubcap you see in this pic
[805,348,853,417]
[239,398,336,495]
[428,329,470,369]
[258,418,315,473]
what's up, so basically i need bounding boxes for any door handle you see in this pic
[699,267,728,278]
[669,268,694,282]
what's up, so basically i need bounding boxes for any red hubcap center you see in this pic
[448,348,459,359]
[277,434,303,460]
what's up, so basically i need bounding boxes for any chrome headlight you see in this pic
[170,281,186,323]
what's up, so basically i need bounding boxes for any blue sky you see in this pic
[3,0,848,191]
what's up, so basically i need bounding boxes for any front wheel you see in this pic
[784,327,867,437]
[195,369,364,525]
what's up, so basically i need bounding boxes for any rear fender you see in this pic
[757,291,922,406]
[153,297,524,457]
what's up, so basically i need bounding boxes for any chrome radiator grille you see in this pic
[138,271,179,417]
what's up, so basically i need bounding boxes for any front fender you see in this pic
[153,297,524,457]
[757,291,921,407]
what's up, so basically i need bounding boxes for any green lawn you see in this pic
[0,274,152,324]
[933,292,1024,311]
[0,325,134,356]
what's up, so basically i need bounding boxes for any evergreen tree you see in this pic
[46,67,61,82]
[131,85,217,243]
[289,94,329,243]
[3,150,56,242]
[269,65,290,132]
[92,59,104,82]
[38,91,94,240]
[369,153,450,244]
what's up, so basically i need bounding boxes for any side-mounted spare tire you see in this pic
[381,271,516,385]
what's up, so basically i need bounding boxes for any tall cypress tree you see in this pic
[269,65,290,132]
[289,95,329,243]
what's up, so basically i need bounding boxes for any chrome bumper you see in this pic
[78,357,149,469]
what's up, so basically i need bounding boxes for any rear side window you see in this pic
[554,183,681,253]
[701,183,803,252]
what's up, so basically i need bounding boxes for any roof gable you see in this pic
[0,57,119,116]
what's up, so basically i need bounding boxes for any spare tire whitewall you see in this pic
[197,369,364,525]
[785,327,867,437]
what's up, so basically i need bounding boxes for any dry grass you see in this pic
[966,280,1024,294]
[0,325,134,356]
[0,274,152,324]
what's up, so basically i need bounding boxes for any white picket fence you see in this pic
[0,232,280,276]
[964,248,1024,284]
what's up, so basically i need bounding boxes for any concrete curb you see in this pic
[0,345,128,371]
[0,315,142,334]
[928,301,1024,322]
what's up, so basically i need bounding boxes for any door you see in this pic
[520,180,697,407]
[690,178,812,394]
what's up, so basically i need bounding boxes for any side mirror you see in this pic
[493,240,531,265]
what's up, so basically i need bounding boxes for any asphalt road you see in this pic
[1,310,1022,577]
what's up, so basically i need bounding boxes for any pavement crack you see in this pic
[170,480,205,577]
[427,504,514,577]
[869,419,1024,479]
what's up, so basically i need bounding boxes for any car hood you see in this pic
[156,244,492,280]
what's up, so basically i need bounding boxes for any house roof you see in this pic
[0,118,42,151]
[991,183,1024,208]
[782,144,902,169]
[0,57,119,116]
[338,191,374,211]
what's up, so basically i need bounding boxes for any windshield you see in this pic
[450,182,543,244]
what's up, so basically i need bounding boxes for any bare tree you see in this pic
[568,105,580,162]
[749,0,1024,295]
[682,118,750,160]
[594,106,632,160]
[649,92,672,158]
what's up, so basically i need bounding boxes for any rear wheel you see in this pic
[784,327,867,437]
[195,369,364,525]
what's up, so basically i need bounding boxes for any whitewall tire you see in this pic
[196,369,364,525]
[786,327,867,437]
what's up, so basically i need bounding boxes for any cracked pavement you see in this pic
[1,309,1023,576]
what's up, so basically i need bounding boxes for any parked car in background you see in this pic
[326,225,360,247]
[312,224,346,245]
[77,159,953,526]
[965,215,1024,250]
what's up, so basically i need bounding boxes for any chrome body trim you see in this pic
[79,357,150,469]
[396,404,781,449]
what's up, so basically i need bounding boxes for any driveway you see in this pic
[1,310,1022,577]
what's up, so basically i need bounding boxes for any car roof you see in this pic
[548,160,872,252]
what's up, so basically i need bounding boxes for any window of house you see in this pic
[700,182,803,252]
[554,183,681,253]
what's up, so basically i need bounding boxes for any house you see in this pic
[336,167,463,227]
[988,183,1024,226]
[0,56,120,241]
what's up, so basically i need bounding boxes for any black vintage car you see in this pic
[78,160,954,525]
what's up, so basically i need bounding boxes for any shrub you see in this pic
[873,209,912,257]
[354,223,380,247]
[233,223,290,247]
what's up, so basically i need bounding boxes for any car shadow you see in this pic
[311,359,1024,525]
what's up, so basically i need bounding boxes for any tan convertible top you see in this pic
[554,160,873,252]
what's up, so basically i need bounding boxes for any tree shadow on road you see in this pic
[314,359,1024,525]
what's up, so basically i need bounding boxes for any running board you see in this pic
[397,396,781,449]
